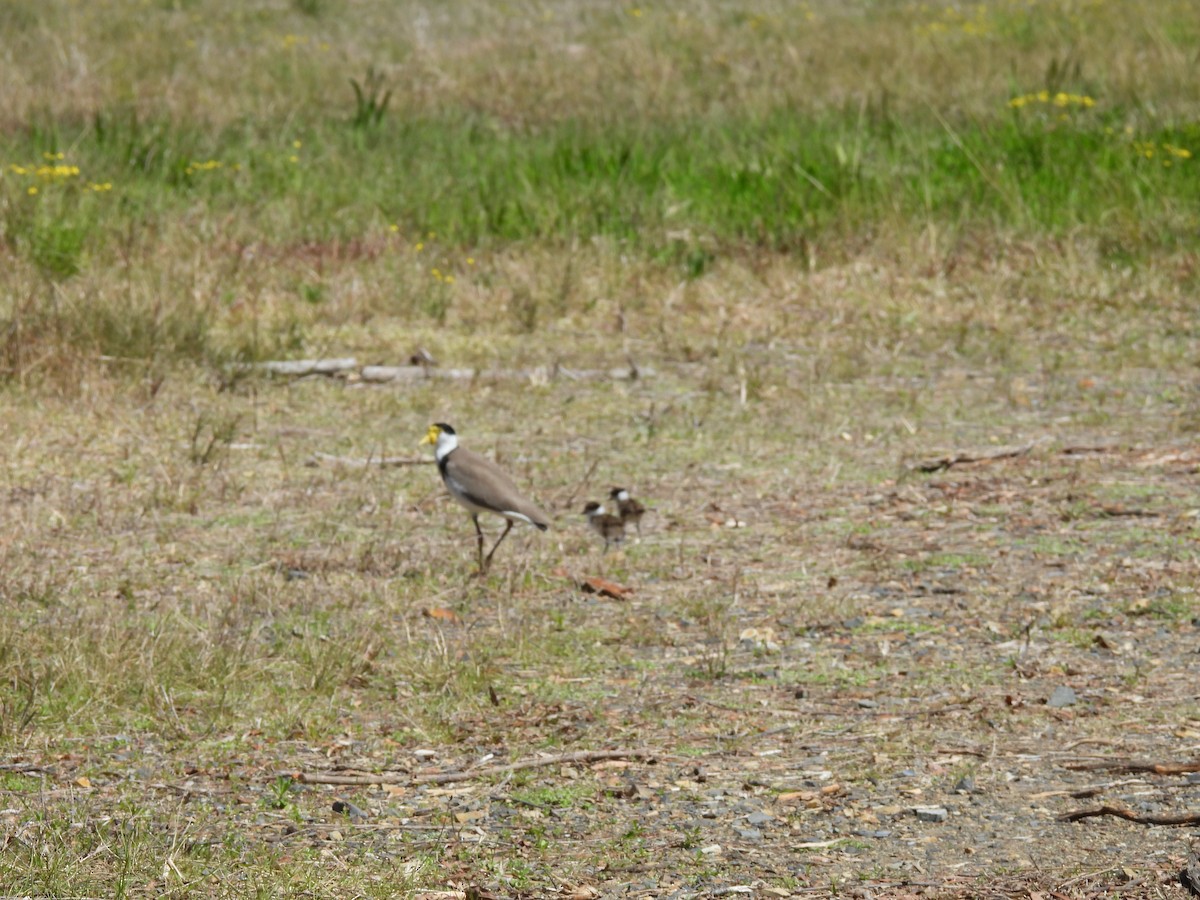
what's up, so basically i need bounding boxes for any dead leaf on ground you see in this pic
[576,575,633,600]
[422,607,462,624]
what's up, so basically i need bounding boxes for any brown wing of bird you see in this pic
[442,447,551,530]
[618,496,645,523]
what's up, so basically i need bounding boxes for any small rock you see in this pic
[746,811,771,826]
[953,776,977,794]
[1047,686,1077,708]
[734,827,763,841]
[1186,773,1200,785]
[332,800,368,821]
[912,806,949,823]
[857,699,878,709]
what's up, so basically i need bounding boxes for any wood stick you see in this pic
[294,749,655,787]
[1058,804,1200,826]
[1064,760,1200,775]
[911,441,1035,474]
[307,451,432,468]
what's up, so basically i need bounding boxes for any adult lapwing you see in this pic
[421,423,550,573]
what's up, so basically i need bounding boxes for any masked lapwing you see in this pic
[582,501,625,552]
[609,487,646,538]
[421,423,550,573]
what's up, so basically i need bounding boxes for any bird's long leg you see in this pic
[472,514,485,571]
[483,520,514,572]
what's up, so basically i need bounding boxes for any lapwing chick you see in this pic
[609,487,646,538]
[421,423,550,574]
[582,501,625,552]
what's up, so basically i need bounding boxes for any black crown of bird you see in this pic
[421,422,550,574]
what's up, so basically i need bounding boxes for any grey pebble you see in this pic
[913,806,949,823]
[1047,685,1077,708]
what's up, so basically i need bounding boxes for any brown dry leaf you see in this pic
[777,790,816,804]
[422,607,462,624]
[75,776,92,789]
[579,576,633,600]
[563,887,601,900]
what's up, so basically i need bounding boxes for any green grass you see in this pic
[4,111,1198,265]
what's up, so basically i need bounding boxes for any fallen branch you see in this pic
[1058,804,1200,826]
[911,442,1035,474]
[361,364,649,384]
[1096,505,1159,518]
[1064,760,1200,775]
[1028,777,1145,800]
[247,358,652,383]
[257,358,359,377]
[295,749,655,787]
[306,451,431,468]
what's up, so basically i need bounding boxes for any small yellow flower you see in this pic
[1036,90,1049,102]
[466,257,475,266]
[42,151,64,160]
[34,164,80,180]
[427,231,436,239]
[444,275,455,284]
[27,186,37,195]
[415,242,424,252]
[293,140,302,149]
[289,155,299,163]
[389,224,399,233]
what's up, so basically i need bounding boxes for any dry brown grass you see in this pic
[2,234,1199,893]
[3,0,1197,127]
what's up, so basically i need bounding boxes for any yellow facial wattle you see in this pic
[420,424,440,445]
